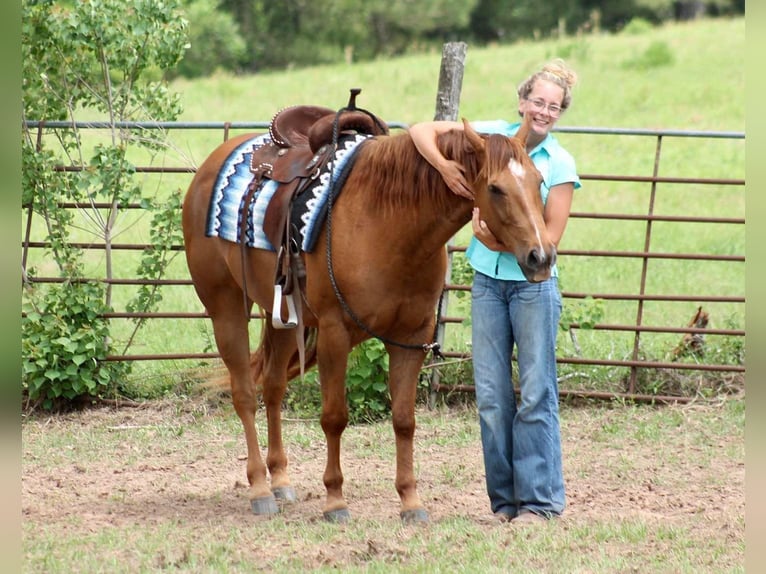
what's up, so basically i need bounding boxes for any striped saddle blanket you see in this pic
[205,133,370,252]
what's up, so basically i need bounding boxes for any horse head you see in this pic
[462,117,556,282]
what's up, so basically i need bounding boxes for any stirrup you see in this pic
[272,283,298,329]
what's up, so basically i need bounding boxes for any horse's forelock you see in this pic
[481,134,533,181]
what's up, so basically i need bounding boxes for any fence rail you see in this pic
[22,120,745,403]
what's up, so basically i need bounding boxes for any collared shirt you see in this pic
[466,120,581,281]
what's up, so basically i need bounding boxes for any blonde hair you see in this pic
[517,59,578,111]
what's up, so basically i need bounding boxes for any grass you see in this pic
[21,398,745,572]
[22,16,745,397]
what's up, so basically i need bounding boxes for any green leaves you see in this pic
[22,0,188,123]
[22,281,129,410]
[284,339,392,425]
[345,340,390,424]
[22,0,190,410]
[126,189,184,320]
[560,296,605,331]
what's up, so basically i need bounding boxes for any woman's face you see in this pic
[518,79,565,139]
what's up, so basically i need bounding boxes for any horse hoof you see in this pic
[250,494,280,515]
[400,508,429,524]
[323,508,351,523]
[272,486,298,503]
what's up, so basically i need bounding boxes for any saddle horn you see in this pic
[308,89,389,152]
[347,88,362,110]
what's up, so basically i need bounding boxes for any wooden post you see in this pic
[433,42,467,121]
[430,42,467,408]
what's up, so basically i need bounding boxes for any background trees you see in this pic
[179,0,744,77]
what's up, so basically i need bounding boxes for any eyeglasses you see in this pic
[526,98,563,117]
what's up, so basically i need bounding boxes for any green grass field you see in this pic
[23,16,745,397]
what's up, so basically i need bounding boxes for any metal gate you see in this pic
[22,121,745,403]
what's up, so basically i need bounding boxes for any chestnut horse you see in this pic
[182,116,555,523]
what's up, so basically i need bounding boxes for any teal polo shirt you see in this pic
[466,120,581,280]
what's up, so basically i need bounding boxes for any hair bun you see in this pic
[542,58,578,89]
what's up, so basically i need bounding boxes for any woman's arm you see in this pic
[544,183,575,246]
[408,121,474,199]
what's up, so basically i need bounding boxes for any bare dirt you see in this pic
[21,397,745,570]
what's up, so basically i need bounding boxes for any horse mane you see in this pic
[350,131,471,215]
[349,128,534,216]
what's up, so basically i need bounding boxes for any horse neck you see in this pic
[361,134,473,257]
[415,187,472,255]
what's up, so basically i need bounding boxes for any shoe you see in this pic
[511,510,547,525]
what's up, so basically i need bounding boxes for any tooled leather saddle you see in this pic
[240,89,388,365]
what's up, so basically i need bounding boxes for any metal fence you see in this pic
[22,121,745,403]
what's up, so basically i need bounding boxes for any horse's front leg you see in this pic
[316,326,352,522]
[386,345,429,524]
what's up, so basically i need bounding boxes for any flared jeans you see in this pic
[471,271,565,518]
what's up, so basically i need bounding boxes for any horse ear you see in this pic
[515,112,531,147]
[462,118,485,153]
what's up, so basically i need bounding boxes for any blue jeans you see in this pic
[471,272,565,518]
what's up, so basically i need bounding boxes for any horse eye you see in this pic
[488,183,504,196]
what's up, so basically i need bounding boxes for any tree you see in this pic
[22,0,190,409]
[217,0,479,70]
[470,0,595,43]
[174,0,247,78]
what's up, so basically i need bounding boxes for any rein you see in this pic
[323,91,442,358]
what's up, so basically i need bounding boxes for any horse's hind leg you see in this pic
[258,323,301,505]
[205,294,278,514]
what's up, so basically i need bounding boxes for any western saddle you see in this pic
[241,89,388,357]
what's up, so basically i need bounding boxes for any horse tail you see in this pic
[204,327,319,396]
[248,326,319,386]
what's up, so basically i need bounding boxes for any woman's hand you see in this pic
[437,159,473,200]
[471,207,506,251]
[408,121,474,200]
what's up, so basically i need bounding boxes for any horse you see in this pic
[181,108,556,524]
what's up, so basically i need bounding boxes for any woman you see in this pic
[409,59,580,524]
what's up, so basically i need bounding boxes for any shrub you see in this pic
[622,40,674,69]
[22,281,130,411]
[622,17,655,35]
[172,0,246,78]
[285,339,391,424]
[22,0,189,410]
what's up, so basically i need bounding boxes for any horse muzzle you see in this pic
[518,244,557,283]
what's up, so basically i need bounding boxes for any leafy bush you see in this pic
[622,17,655,35]
[622,40,674,70]
[22,282,130,410]
[22,0,189,410]
[285,339,391,424]
[172,0,246,78]
[345,339,390,424]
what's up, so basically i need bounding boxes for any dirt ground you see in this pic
[21,397,745,569]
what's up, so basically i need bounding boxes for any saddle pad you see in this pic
[205,133,370,252]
